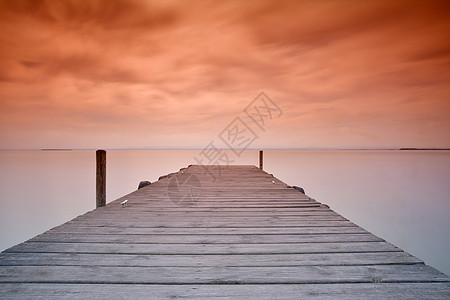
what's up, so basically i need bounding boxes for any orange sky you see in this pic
[0,0,449,149]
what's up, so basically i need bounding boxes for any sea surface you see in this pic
[0,149,449,276]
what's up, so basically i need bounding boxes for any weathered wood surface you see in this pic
[0,252,422,267]
[95,149,106,208]
[0,283,449,300]
[259,150,263,169]
[1,165,448,299]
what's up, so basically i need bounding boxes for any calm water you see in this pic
[0,149,449,276]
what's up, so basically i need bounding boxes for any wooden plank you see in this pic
[28,233,382,244]
[120,196,315,201]
[100,204,324,209]
[82,212,341,218]
[86,207,334,214]
[47,225,369,235]
[1,283,449,299]
[4,241,401,254]
[92,205,325,209]
[0,252,423,267]
[71,215,348,222]
[82,209,339,215]
[74,206,338,215]
[0,265,447,284]
[62,220,356,227]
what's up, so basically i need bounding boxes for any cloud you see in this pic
[0,0,178,30]
[0,0,180,83]
[0,0,449,148]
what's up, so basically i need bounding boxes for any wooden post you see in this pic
[96,150,106,208]
[259,150,263,170]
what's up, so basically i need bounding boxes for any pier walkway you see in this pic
[1,165,449,299]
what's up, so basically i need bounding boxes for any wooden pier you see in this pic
[1,165,449,298]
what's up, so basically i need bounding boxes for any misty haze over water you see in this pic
[0,149,449,276]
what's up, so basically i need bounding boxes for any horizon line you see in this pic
[1,147,450,151]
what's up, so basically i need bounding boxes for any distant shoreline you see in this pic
[398,148,450,151]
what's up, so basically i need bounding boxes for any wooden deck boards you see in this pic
[1,165,449,299]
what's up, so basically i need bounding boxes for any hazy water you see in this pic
[0,149,449,276]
